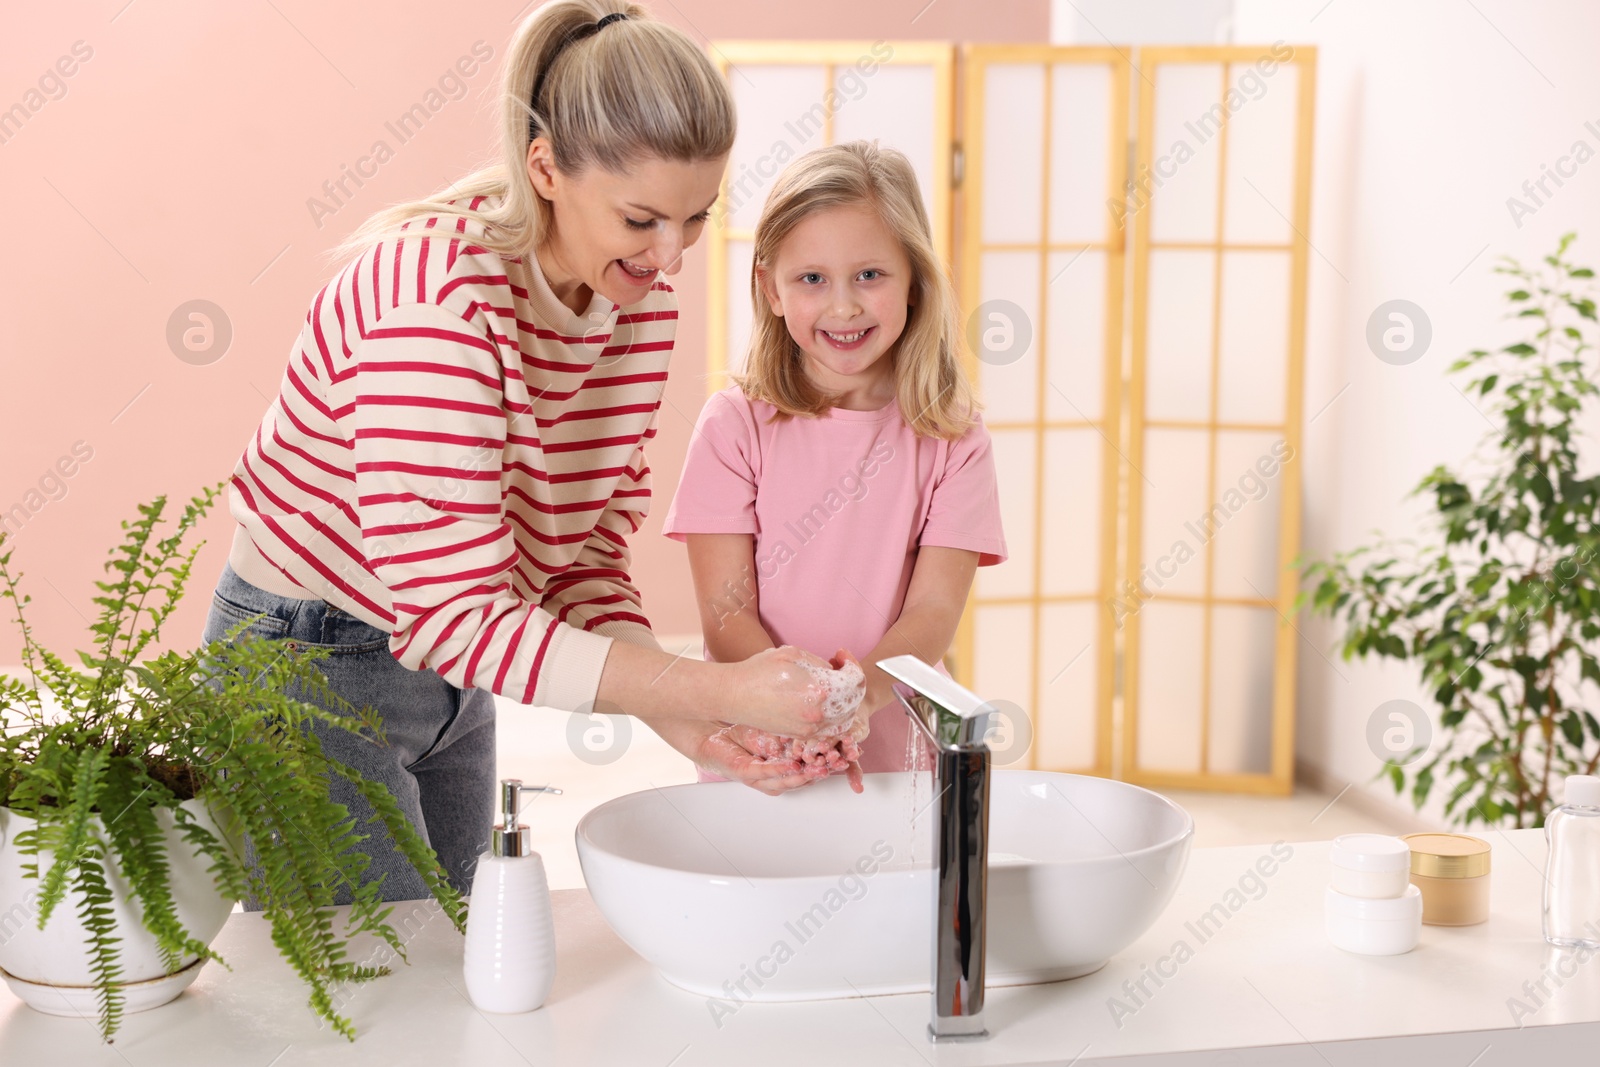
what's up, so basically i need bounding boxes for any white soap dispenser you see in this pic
[463,778,561,1012]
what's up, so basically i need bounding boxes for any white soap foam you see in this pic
[799,657,866,730]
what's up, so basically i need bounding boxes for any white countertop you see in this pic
[4,828,1599,1065]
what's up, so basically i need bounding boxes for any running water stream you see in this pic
[903,703,931,866]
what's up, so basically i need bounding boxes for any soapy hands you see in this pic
[720,650,870,794]
[651,646,869,796]
[724,645,839,738]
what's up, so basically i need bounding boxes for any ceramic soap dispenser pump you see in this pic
[463,778,561,1012]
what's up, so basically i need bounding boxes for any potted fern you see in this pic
[0,482,466,1043]
[1302,233,1600,829]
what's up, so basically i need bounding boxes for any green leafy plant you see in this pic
[1301,233,1600,829]
[0,482,466,1042]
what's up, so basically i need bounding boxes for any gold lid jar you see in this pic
[1400,833,1491,926]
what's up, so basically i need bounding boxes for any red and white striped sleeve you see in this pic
[350,300,616,710]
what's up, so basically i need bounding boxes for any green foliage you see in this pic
[1300,233,1600,830]
[0,483,467,1042]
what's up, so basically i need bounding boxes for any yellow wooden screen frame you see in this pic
[705,42,957,396]
[954,45,1129,777]
[1122,45,1317,796]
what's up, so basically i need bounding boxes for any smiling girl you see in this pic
[665,140,1008,783]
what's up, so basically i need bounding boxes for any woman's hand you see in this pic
[644,647,870,795]
[646,718,818,796]
[717,722,865,794]
[719,645,835,738]
[717,650,869,794]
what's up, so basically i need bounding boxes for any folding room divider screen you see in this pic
[705,41,1316,794]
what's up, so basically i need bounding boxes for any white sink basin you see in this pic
[575,769,1193,1000]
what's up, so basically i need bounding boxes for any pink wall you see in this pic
[0,0,1047,667]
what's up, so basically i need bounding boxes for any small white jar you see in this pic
[1325,883,1422,955]
[1329,833,1412,899]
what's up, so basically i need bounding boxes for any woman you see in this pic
[205,0,836,908]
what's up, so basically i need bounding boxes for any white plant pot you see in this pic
[0,792,240,1017]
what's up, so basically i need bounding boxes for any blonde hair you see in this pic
[327,0,734,267]
[737,140,977,440]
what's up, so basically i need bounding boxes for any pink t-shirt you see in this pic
[663,386,1007,774]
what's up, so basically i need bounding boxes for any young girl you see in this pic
[664,140,1008,785]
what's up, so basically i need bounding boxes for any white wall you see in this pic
[1049,0,1234,45]
[1046,0,1600,823]
[1228,0,1600,823]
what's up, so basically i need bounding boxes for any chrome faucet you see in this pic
[877,655,997,1043]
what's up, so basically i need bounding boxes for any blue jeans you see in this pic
[200,561,495,910]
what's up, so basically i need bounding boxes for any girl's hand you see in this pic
[824,649,870,739]
[721,645,834,738]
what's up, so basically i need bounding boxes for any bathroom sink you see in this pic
[575,770,1194,1000]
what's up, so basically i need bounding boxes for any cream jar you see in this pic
[1401,832,1491,926]
[1325,884,1423,955]
[1329,834,1413,898]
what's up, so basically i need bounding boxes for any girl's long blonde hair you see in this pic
[328,0,734,267]
[737,140,977,440]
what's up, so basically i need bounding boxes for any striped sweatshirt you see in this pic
[226,194,670,711]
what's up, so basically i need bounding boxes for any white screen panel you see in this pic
[1037,601,1098,770]
[1208,431,1288,602]
[1041,429,1101,597]
[832,64,937,224]
[1147,64,1224,245]
[1144,249,1215,422]
[976,251,1042,425]
[728,66,828,231]
[726,240,755,379]
[975,428,1036,599]
[1207,604,1276,774]
[1216,251,1289,424]
[980,64,1045,244]
[973,604,1035,751]
[1044,248,1106,424]
[1135,601,1204,773]
[1221,61,1298,246]
[1048,62,1111,246]
[1139,430,1210,600]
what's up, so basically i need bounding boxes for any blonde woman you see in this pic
[665,141,1008,785]
[206,1,848,907]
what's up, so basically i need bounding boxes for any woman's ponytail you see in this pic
[327,1,734,269]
